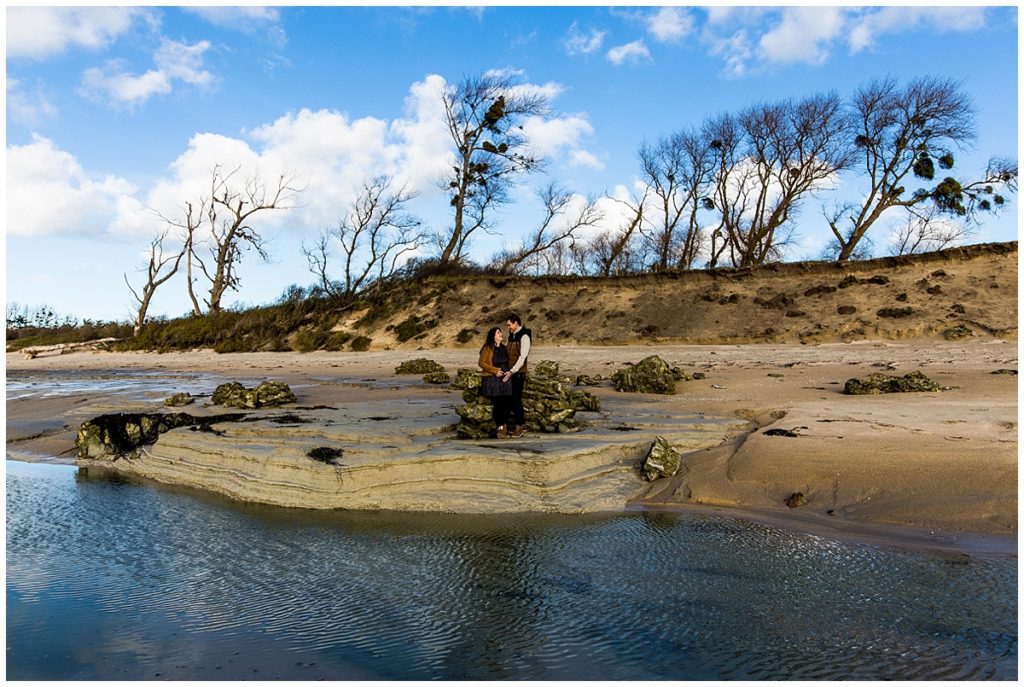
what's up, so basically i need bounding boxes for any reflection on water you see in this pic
[6,460,1017,680]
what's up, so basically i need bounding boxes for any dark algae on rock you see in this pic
[843,371,941,395]
[212,381,297,408]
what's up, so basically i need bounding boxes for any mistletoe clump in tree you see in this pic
[436,72,551,267]
[827,76,1017,261]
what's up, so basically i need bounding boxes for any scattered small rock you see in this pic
[837,305,857,315]
[895,293,909,302]
[991,369,1017,375]
[785,492,807,508]
[950,303,966,314]
[926,284,944,295]
[163,392,195,407]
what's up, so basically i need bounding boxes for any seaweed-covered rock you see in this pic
[395,358,445,375]
[451,368,482,391]
[163,392,195,407]
[212,381,296,408]
[575,374,602,386]
[534,360,560,377]
[455,369,601,439]
[423,371,451,384]
[611,355,679,394]
[843,371,941,395]
[76,411,245,460]
[641,436,681,481]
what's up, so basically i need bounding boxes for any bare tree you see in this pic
[124,230,185,335]
[888,204,977,255]
[828,76,1017,260]
[637,128,716,271]
[436,72,551,266]
[490,183,603,275]
[160,165,302,315]
[303,176,424,297]
[707,92,853,268]
[575,187,650,277]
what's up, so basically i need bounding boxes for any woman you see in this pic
[478,326,513,439]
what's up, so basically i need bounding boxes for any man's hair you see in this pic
[506,313,522,325]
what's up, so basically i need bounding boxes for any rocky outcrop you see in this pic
[212,381,296,408]
[843,371,941,395]
[454,363,601,439]
[76,389,748,514]
[611,355,688,394]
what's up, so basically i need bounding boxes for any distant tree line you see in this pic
[114,72,1015,333]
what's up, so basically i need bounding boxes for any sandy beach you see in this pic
[6,338,1017,550]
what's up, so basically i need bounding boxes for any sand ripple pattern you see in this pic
[7,461,1017,680]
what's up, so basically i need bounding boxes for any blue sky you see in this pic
[5,5,1019,322]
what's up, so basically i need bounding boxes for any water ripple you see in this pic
[6,461,1017,680]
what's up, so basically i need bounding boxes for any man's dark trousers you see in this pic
[510,371,526,428]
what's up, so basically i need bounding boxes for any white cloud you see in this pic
[848,7,988,53]
[154,38,214,86]
[79,39,214,109]
[569,150,604,170]
[11,73,595,246]
[81,62,172,108]
[708,30,752,79]
[7,7,149,60]
[7,134,137,237]
[607,40,652,66]
[7,79,58,126]
[183,6,281,28]
[521,114,595,163]
[564,22,606,55]
[758,7,845,65]
[647,7,694,43]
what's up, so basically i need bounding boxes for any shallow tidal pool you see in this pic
[6,459,1017,680]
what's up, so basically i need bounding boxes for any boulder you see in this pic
[641,436,681,481]
[843,371,941,395]
[212,381,297,408]
[611,355,679,394]
[395,358,446,375]
[163,392,195,407]
[455,368,601,439]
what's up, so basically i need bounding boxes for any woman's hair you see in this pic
[483,326,502,348]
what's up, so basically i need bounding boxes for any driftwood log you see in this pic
[20,337,119,359]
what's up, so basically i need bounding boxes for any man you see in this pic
[502,313,531,438]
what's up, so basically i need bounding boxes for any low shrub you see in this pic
[351,336,372,351]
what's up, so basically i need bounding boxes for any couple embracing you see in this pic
[477,313,531,439]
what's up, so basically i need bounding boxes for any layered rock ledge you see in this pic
[76,395,749,513]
